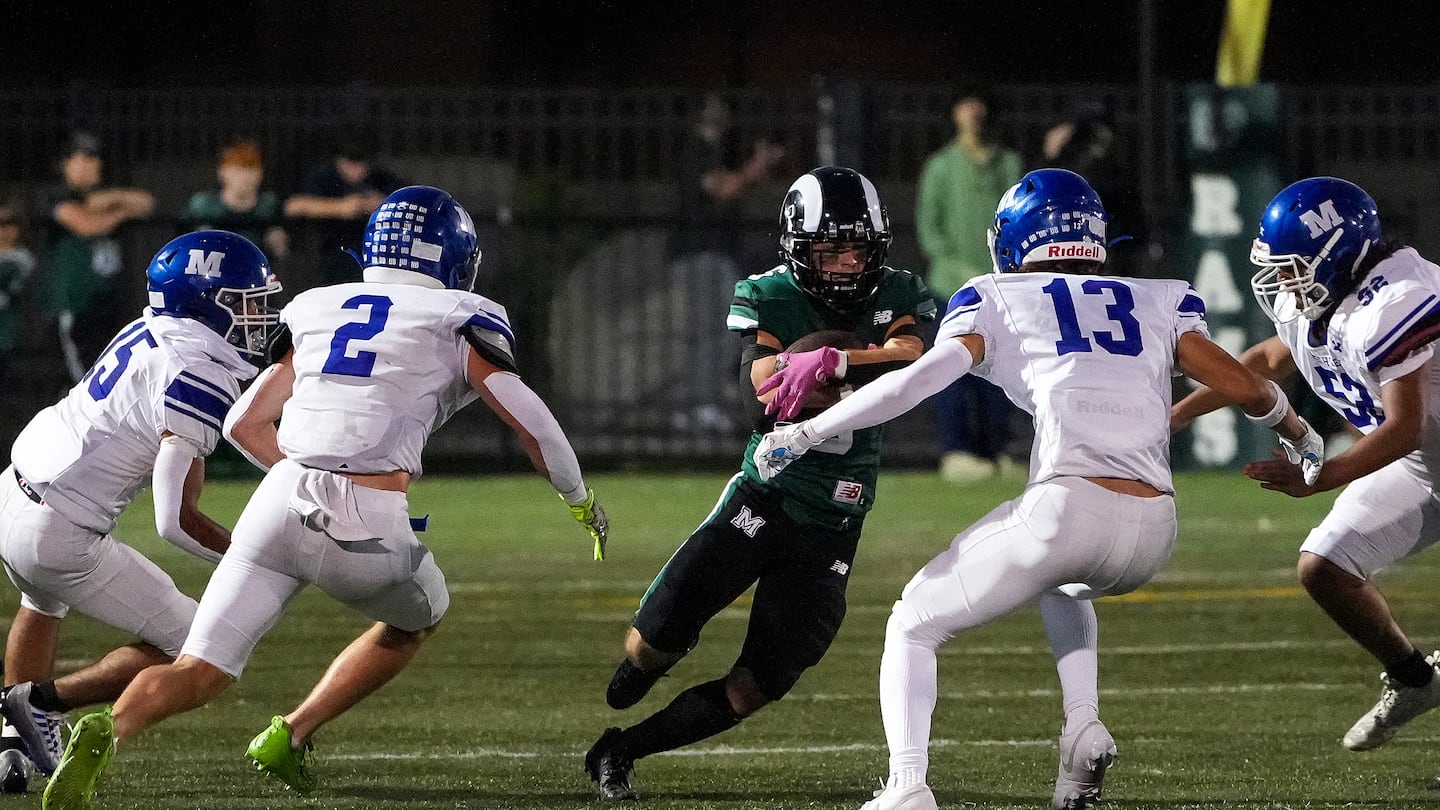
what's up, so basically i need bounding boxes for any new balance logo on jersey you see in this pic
[1299,200,1343,238]
[873,309,893,325]
[730,506,766,537]
[830,560,850,575]
[832,480,862,505]
[185,249,225,280]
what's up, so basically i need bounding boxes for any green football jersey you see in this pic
[729,264,935,528]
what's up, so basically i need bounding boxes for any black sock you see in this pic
[607,658,673,710]
[615,678,742,760]
[28,681,68,713]
[1389,650,1434,688]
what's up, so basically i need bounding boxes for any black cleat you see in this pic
[584,727,638,801]
[0,747,31,793]
[606,660,669,711]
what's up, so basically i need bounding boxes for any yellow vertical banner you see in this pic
[1216,0,1272,87]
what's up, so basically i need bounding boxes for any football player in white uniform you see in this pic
[0,230,279,790]
[1173,177,1440,754]
[755,169,1322,810]
[43,186,608,808]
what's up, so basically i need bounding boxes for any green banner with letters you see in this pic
[1174,83,1284,469]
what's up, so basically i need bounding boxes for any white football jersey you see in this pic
[276,282,514,476]
[1274,248,1440,473]
[11,315,255,534]
[938,272,1209,494]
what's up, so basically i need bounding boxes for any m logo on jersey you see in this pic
[185,249,225,280]
[1299,200,1343,238]
[873,309,893,325]
[730,506,766,537]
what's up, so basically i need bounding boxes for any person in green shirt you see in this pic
[584,168,934,800]
[181,140,288,263]
[915,88,1024,482]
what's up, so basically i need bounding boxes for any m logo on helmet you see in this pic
[1299,200,1343,238]
[185,249,225,280]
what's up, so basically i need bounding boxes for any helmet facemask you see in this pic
[786,237,886,307]
[205,277,282,360]
[1249,227,1358,323]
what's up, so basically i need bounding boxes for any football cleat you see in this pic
[0,746,33,794]
[859,782,938,810]
[1,683,67,775]
[584,727,637,801]
[1052,719,1117,810]
[1343,652,1440,751]
[246,716,316,793]
[606,660,670,711]
[40,709,114,810]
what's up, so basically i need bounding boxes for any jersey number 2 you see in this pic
[1042,278,1143,356]
[323,295,393,378]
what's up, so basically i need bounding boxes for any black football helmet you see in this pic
[779,166,891,307]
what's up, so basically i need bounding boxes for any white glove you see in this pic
[1279,415,1325,486]
[753,422,823,482]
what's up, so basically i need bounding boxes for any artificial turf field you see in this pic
[16,469,1440,809]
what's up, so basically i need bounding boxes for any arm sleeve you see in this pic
[152,435,222,564]
[480,371,588,504]
[807,338,974,439]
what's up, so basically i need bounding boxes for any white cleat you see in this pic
[0,684,66,775]
[860,783,938,810]
[1052,719,1117,810]
[1343,652,1440,751]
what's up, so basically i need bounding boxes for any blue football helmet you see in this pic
[988,168,1108,273]
[779,167,891,307]
[361,185,481,291]
[146,230,282,362]
[1250,177,1381,322]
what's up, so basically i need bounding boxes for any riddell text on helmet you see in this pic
[1046,243,1103,259]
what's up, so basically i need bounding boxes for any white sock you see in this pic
[881,607,943,788]
[1039,591,1099,730]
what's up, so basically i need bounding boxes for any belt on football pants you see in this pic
[13,468,42,505]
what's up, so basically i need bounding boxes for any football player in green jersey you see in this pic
[585,167,935,800]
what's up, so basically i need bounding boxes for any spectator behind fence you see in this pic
[915,88,1024,482]
[284,139,404,285]
[677,93,786,263]
[182,140,288,262]
[670,93,787,434]
[1042,100,1146,276]
[0,201,35,393]
[35,132,155,382]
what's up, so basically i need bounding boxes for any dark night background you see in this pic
[4,1,1436,88]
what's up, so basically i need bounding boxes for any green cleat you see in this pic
[245,716,315,793]
[41,709,114,810]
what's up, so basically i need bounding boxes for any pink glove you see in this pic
[757,346,845,421]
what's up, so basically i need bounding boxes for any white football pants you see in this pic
[0,465,197,656]
[878,477,1177,781]
[181,459,449,678]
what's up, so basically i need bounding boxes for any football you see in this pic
[780,329,866,413]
